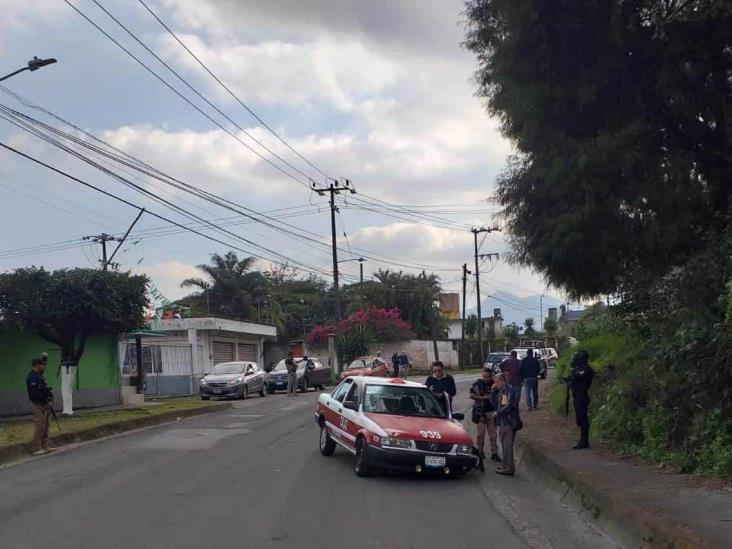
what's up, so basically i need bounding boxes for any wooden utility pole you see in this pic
[471,226,499,366]
[461,263,471,369]
[311,178,356,373]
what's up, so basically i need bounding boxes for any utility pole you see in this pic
[83,209,145,271]
[311,178,356,373]
[540,294,545,336]
[83,233,121,271]
[471,226,499,366]
[359,257,365,284]
[461,263,471,369]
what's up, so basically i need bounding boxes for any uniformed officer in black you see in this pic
[27,356,54,455]
[570,350,595,449]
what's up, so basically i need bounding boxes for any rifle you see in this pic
[48,404,61,431]
[559,376,572,421]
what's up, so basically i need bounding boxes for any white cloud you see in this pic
[159,33,399,111]
[134,259,201,301]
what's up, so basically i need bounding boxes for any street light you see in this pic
[0,56,57,83]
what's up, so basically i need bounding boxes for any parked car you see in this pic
[314,376,477,477]
[268,357,330,393]
[200,361,267,400]
[339,356,390,380]
[484,352,510,374]
[508,348,549,379]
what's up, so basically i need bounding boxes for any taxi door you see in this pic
[339,381,363,449]
[323,378,352,446]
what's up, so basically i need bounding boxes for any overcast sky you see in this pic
[0,0,562,322]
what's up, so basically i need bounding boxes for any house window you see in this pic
[122,344,162,374]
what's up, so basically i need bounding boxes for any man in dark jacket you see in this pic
[424,361,456,413]
[570,350,595,449]
[519,349,541,411]
[492,373,518,475]
[27,356,54,455]
[285,352,298,397]
[470,369,500,461]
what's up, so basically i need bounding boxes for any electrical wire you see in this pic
[136,0,330,180]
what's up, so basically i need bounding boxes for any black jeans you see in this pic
[573,393,590,444]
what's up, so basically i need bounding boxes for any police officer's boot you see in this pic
[573,427,590,450]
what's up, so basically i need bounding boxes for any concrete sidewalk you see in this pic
[515,384,732,548]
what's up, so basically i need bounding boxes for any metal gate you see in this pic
[237,343,256,362]
[212,341,234,364]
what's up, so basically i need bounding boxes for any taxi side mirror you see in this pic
[343,400,358,411]
[452,412,465,421]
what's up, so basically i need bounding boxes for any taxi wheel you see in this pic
[355,437,373,477]
[319,423,336,456]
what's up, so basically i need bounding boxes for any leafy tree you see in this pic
[346,269,447,339]
[465,314,479,341]
[503,322,520,339]
[523,317,536,335]
[543,317,559,336]
[0,267,148,366]
[307,307,415,346]
[180,252,269,320]
[465,0,732,297]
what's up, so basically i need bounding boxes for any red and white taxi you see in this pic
[314,376,478,477]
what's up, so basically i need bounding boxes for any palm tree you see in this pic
[523,317,536,335]
[180,252,264,319]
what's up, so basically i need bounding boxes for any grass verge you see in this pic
[0,397,227,448]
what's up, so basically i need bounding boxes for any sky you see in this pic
[0,0,567,325]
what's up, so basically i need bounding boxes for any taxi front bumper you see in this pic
[366,445,477,474]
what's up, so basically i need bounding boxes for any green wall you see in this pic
[0,330,119,392]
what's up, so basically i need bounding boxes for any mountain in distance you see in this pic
[466,290,566,328]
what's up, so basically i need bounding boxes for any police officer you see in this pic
[285,352,298,397]
[470,369,500,461]
[27,356,54,455]
[570,350,595,449]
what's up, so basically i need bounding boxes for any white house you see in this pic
[118,317,277,397]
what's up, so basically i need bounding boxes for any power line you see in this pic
[0,140,356,281]
[64,0,312,189]
[136,0,330,180]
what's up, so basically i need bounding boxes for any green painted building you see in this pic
[0,329,121,416]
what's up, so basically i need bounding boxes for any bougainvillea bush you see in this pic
[307,307,415,346]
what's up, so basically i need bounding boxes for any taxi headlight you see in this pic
[381,437,413,449]
[457,444,473,455]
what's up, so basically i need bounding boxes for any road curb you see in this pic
[515,435,709,548]
[0,403,232,466]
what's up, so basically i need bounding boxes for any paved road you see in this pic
[0,375,618,549]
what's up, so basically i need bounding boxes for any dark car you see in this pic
[484,352,510,374]
[268,357,330,393]
[200,361,267,400]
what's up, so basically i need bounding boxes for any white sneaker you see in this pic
[32,449,48,456]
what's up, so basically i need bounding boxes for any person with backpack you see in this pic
[470,369,500,462]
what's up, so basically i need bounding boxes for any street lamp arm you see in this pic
[0,56,57,82]
[0,67,29,83]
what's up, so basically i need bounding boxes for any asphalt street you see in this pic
[0,375,618,549]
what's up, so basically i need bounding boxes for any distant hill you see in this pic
[466,290,565,328]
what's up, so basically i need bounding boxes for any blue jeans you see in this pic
[524,377,539,409]
[510,384,522,405]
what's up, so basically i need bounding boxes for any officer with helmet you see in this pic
[569,350,595,449]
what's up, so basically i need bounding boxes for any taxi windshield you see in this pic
[363,385,447,418]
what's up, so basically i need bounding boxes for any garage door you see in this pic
[237,343,256,362]
[212,341,234,365]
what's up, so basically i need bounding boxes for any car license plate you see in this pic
[213,389,222,394]
[276,382,286,387]
[425,456,446,468]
